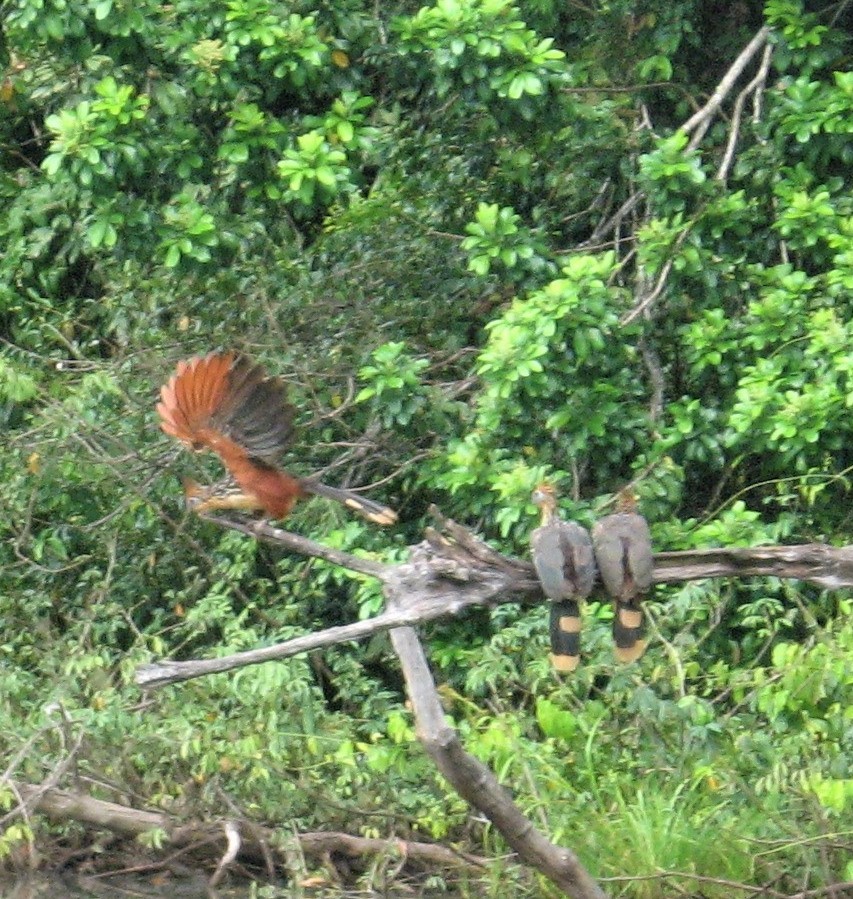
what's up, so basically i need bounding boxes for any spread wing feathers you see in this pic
[592,512,653,663]
[549,599,581,672]
[157,352,295,463]
[214,357,295,463]
[158,354,232,443]
[159,352,397,525]
[531,520,596,601]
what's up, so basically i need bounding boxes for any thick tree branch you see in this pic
[140,511,611,893]
[136,532,536,689]
[388,622,607,899]
[652,543,853,590]
[137,511,853,690]
[134,511,853,897]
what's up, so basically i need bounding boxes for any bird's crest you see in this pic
[615,487,639,514]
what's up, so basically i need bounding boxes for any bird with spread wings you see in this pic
[156,351,397,526]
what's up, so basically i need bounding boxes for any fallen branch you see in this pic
[138,510,612,895]
[134,510,853,898]
[136,519,538,689]
[210,820,241,888]
[9,782,484,873]
[652,543,853,590]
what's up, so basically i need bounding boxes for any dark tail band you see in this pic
[549,599,581,672]
[613,600,646,663]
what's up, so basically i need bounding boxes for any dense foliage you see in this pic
[1,0,851,894]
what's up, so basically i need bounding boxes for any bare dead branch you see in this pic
[653,543,853,590]
[135,513,853,898]
[717,42,775,182]
[11,782,485,872]
[136,535,537,689]
[209,820,241,888]
[200,513,387,577]
[138,509,853,691]
[428,504,526,572]
[134,593,472,689]
[683,26,772,149]
[388,622,608,899]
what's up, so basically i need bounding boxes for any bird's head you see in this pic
[615,487,639,514]
[531,482,558,512]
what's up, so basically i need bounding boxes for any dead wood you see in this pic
[134,510,616,896]
[132,511,853,897]
[388,623,607,899]
[10,782,483,872]
[137,514,851,691]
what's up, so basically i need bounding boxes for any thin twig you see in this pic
[200,513,387,578]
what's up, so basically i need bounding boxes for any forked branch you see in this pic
[137,513,853,690]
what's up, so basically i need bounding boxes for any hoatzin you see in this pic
[530,483,597,672]
[591,489,653,662]
[156,351,397,526]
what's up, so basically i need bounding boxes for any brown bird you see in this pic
[530,483,597,672]
[156,351,397,525]
[591,489,653,662]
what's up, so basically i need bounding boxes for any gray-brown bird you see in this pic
[530,483,597,672]
[591,488,653,663]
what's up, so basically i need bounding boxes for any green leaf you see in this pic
[164,244,181,267]
[536,698,577,740]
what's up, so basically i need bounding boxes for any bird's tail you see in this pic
[299,480,397,526]
[549,599,581,672]
[613,599,647,663]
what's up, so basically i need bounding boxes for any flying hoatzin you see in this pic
[156,351,397,526]
[591,489,653,662]
[530,483,597,672]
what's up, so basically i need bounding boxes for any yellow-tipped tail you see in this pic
[613,601,646,663]
[549,600,581,673]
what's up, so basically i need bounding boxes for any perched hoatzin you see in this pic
[591,489,653,662]
[156,351,397,525]
[530,483,597,672]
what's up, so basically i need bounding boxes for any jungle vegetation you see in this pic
[1,0,851,894]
